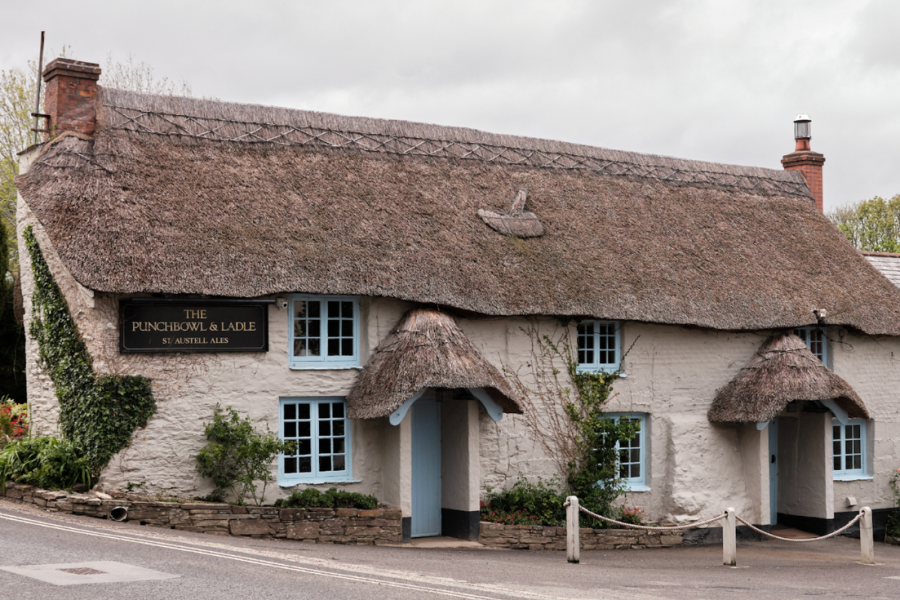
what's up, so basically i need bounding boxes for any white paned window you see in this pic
[279,398,352,484]
[576,320,621,373]
[289,295,359,369]
[794,327,827,364]
[833,420,867,480]
[607,413,648,491]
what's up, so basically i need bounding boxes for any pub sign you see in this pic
[120,299,271,353]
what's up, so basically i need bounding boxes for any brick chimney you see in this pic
[41,58,101,140]
[781,114,825,211]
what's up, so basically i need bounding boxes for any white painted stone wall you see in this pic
[440,400,480,513]
[832,332,900,514]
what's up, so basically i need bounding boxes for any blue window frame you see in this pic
[794,327,827,364]
[833,419,867,480]
[576,320,621,373]
[279,398,352,484]
[289,295,359,369]
[607,413,648,491]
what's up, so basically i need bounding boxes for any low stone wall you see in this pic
[1,482,402,545]
[479,521,683,550]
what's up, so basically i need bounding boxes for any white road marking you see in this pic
[0,511,549,599]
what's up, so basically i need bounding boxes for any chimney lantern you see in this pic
[794,114,811,141]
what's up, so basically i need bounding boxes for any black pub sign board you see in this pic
[120,299,271,353]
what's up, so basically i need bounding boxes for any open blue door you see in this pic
[411,397,441,537]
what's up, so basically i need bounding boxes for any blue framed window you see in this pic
[577,320,621,373]
[833,420,867,480]
[607,413,648,491]
[279,398,352,484]
[794,327,827,364]
[289,295,359,369]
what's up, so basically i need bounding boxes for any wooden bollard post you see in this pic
[723,508,736,566]
[566,496,580,564]
[860,507,874,565]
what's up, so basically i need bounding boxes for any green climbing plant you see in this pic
[23,226,155,473]
[507,320,638,524]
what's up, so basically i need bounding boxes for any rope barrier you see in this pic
[575,505,727,531]
[735,511,863,543]
[563,497,875,567]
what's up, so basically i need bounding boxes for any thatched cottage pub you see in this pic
[16,58,900,541]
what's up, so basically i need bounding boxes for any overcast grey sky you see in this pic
[3,1,898,211]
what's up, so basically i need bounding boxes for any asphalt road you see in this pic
[2,499,900,599]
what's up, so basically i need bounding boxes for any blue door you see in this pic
[769,419,778,525]
[411,397,441,538]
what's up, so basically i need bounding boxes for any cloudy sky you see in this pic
[2,0,898,211]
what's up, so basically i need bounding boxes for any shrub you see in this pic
[0,437,93,493]
[618,505,646,525]
[0,399,28,447]
[481,478,566,526]
[480,506,541,526]
[887,468,900,538]
[274,487,377,510]
[196,404,289,506]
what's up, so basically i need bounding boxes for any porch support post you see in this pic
[566,496,580,564]
[723,507,737,566]
[860,507,874,565]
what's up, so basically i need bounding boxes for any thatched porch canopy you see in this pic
[16,89,900,334]
[708,334,869,424]
[346,309,522,419]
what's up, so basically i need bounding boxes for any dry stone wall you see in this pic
[1,482,402,545]
[479,521,683,550]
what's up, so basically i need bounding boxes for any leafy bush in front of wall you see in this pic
[481,477,566,526]
[23,227,156,472]
[480,506,542,526]
[0,436,93,492]
[196,404,289,506]
[887,469,900,539]
[274,487,378,510]
[0,398,28,447]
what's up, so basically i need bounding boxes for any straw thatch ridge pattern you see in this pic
[346,309,523,419]
[101,89,811,199]
[708,334,868,423]
[17,89,900,334]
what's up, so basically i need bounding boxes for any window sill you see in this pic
[833,474,873,482]
[575,366,622,375]
[289,364,362,371]
[625,483,650,492]
[279,478,361,487]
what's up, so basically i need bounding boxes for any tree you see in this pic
[828,195,900,253]
[0,217,25,402]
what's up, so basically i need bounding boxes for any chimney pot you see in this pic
[782,114,825,212]
[41,58,101,141]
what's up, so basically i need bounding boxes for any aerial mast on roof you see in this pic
[31,32,45,146]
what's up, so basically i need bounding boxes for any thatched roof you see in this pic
[708,334,868,423]
[15,88,900,334]
[346,308,522,419]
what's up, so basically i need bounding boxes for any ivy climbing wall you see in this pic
[24,225,156,472]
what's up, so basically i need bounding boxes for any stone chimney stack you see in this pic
[781,114,825,212]
[41,58,101,140]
